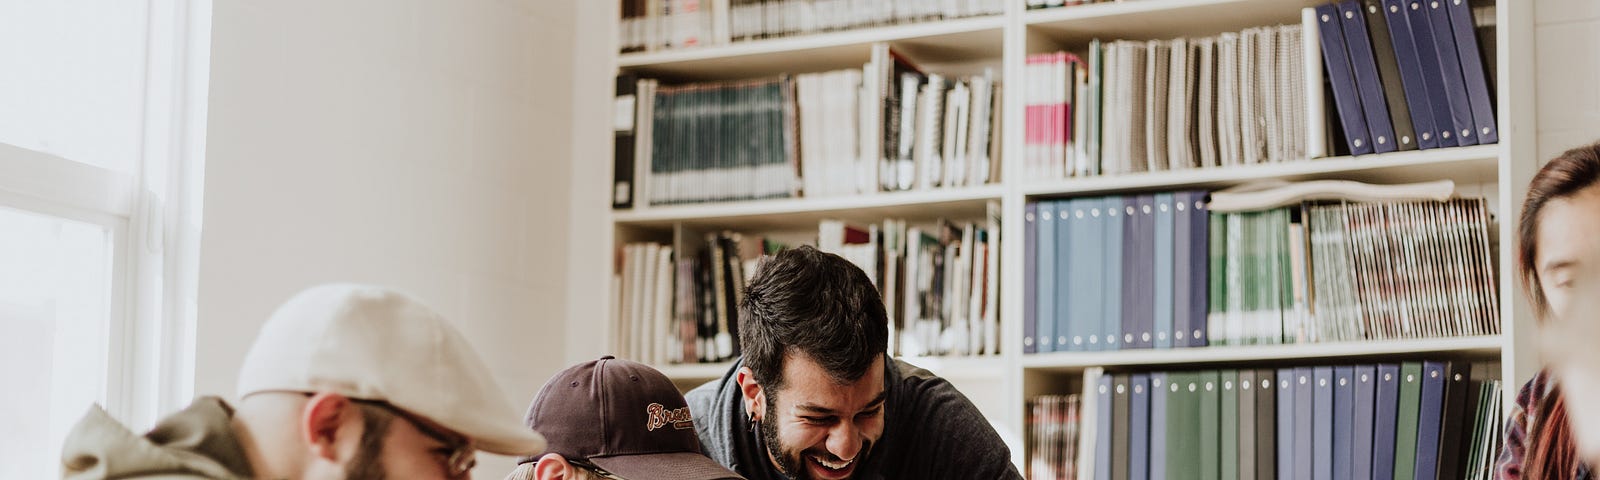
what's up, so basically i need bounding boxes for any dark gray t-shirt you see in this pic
[685,358,1023,480]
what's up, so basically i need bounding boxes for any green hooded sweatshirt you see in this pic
[59,397,254,480]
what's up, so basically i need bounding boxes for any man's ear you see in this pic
[736,366,766,421]
[533,454,576,480]
[301,392,356,462]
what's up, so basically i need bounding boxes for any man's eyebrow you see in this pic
[795,391,888,415]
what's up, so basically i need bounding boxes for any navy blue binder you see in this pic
[1313,366,1335,480]
[1173,192,1193,349]
[1023,202,1038,354]
[1294,367,1314,480]
[1150,372,1170,480]
[1098,374,1116,480]
[1133,195,1157,349]
[1104,196,1127,351]
[1381,0,1442,149]
[1405,0,1473,146]
[1315,3,1375,155]
[1445,0,1497,144]
[1353,365,1379,480]
[1333,366,1357,480]
[1055,199,1075,353]
[1372,364,1402,480]
[1413,361,1447,480]
[1338,0,1399,153]
[1132,373,1152,480]
[1187,193,1209,347]
[1121,196,1141,350]
[1424,0,1480,146]
[1277,368,1296,479]
[1154,194,1175,349]
[1036,200,1057,352]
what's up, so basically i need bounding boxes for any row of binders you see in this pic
[1023,194,1498,354]
[612,43,1003,208]
[1023,24,1312,181]
[1310,0,1498,156]
[820,204,1003,358]
[618,0,1005,54]
[1032,362,1504,480]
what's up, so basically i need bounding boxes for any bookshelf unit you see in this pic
[595,0,1537,471]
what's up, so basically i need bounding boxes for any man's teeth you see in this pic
[812,455,851,470]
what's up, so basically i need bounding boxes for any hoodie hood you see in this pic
[61,396,253,480]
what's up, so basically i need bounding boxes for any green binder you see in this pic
[1199,370,1222,480]
[1221,370,1240,480]
[1393,362,1424,480]
[1167,372,1195,480]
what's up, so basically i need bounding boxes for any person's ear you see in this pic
[533,454,576,480]
[736,367,766,421]
[300,392,356,462]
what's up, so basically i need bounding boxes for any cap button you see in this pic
[600,355,615,360]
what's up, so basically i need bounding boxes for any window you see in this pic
[0,0,211,477]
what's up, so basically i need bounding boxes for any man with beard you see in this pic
[59,284,546,479]
[686,246,1022,480]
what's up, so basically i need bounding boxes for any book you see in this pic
[1025,204,1039,354]
[1352,365,1379,480]
[1421,0,1480,146]
[1445,0,1497,144]
[1312,4,1375,155]
[1337,0,1399,153]
[1361,0,1421,150]
[1392,362,1423,480]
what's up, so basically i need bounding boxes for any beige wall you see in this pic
[197,1,576,475]
[1535,0,1600,160]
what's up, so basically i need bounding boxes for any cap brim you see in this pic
[472,423,548,457]
[591,451,746,480]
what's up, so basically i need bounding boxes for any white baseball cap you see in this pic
[236,283,546,456]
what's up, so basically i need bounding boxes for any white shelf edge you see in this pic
[619,15,1006,68]
[614,184,1007,224]
[1020,335,1504,370]
[1023,0,1251,25]
[1020,145,1500,196]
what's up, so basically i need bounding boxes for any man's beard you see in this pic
[759,394,871,480]
[343,407,392,479]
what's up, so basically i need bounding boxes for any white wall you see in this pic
[1535,0,1600,161]
[197,1,576,476]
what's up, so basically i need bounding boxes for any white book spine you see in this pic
[1302,8,1327,159]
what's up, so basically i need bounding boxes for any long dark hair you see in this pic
[1517,141,1600,480]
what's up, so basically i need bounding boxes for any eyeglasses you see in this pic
[567,459,628,480]
[351,399,477,477]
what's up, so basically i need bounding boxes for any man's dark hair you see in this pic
[739,245,888,391]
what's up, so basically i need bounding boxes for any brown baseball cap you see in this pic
[522,356,743,480]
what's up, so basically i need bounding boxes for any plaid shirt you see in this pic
[1496,370,1594,480]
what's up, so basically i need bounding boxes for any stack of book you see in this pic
[1309,0,1498,156]
[618,0,1006,54]
[614,44,1003,207]
[1023,194,1498,354]
[1073,362,1503,480]
[1024,24,1310,180]
[1028,394,1084,480]
[614,242,678,365]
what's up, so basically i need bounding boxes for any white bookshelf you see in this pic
[596,0,1537,470]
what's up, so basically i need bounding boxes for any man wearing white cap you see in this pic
[59,283,546,479]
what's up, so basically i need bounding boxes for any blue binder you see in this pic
[1036,200,1057,352]
[1294,367,1314,480]
[1173,192,1193,349]
[1372,364,1402,480]
[1353,365,1379,480]
[1133,195,1158,349]
[1380,0,1442,149]
[1445,0,1497,144]
[1413,361,1447,480]
[1121,196,1141,350]
[1023,202,1038,354]
[1154,193,1175,349]
[1078,198,1107,352]
[1098,374,1116,480]
[1277,368,1296,479]
[1104,197,1127,351]
[1338,0,1399,153]
[1187,193,1210,347]
[1424,0,1480,146]
[1333,366,1357,480]
[1055,199,1075,353]
[1132,373,1152,480]
[1314,3,1375,155]
[1150,372,1169,480]
[1404,0,1472,146]
[1313,366,1335,480]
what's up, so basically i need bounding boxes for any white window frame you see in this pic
[0,0,211,431]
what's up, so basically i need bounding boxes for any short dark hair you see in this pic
[738,245,888,392]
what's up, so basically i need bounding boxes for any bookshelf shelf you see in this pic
[900,355,1008,379]
[1019,145,1500,198]
[1025,0,1325,45]
[613,184,1006,229]
[1018,336,1504,372]
[619,15,1006,80]
[656,361,736,380]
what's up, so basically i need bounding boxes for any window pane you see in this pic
[0,206,113,479]
[0,1,150,172]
